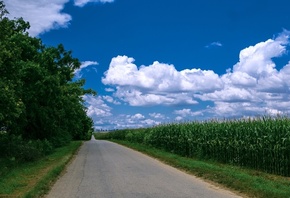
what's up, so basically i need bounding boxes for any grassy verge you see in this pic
[111,140,290,198]
[0,141,82,198]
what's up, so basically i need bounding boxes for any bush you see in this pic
[0,134,55,163]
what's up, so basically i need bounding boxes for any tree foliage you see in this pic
[0,1,95,152]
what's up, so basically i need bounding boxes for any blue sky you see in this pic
[5,0,290,130]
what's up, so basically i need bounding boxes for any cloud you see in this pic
[174,109,194,116]
[74,61,98,78]
[83,95,162,130]
[5,0,71,36]
[232,34,288,78]
[209,102,284,117]
[149,113,165,119]
[200,30,290,117]
[141,119,160,126]
[94,113,161,130]
[114,88,198,106]
[131,113,145,120]
[205,41,223,48]
[198,87,256,103]
[102,95,121,105]
[102,55,222,106]
[74,0,114,7]
[175,116,183,121]
[4,0,115,36]
[125,114,161,127]
[103,56,223,93]
[83,95,112,119]
[174,109,203,117]
[105,88,115,92]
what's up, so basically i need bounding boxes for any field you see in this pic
[96,116,290,177]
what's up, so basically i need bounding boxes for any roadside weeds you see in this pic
[0,141,83,198]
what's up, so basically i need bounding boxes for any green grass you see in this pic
[0,141,82,198]
[111,139,290,198]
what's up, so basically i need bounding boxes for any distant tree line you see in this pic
[0,1,95,163]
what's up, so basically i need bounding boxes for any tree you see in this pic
[0,1,95,147]
[0,1,30,134]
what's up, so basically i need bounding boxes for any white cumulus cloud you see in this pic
[131,113,145,120]
[83,95,112,119]
[4,0,115,36]
[233,33,288,78]
[202,30,290,117]
[103,56,222,93]
[4,0,71,36]
[174,109,203,117]
[102,55,222,106]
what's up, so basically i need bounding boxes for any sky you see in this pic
[4,0,290,130]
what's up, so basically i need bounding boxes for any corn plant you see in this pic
[98,116,290,177]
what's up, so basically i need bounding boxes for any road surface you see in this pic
[46,136,242,198]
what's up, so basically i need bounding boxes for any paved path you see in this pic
[46,136,242,198]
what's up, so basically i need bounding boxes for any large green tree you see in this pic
[0,1,95,146]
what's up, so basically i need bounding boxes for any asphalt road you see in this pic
[46,136,242,198]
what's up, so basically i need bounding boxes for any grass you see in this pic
[0,141,82,198]
[110,139,290,198]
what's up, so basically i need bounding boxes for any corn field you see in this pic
[97,116,290,177]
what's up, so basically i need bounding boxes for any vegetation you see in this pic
[106,139,290,198]
[0,1,94,164]
[0,141,82,197]
[95,116,290,177]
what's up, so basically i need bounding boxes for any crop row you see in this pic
[97,117,290,176]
